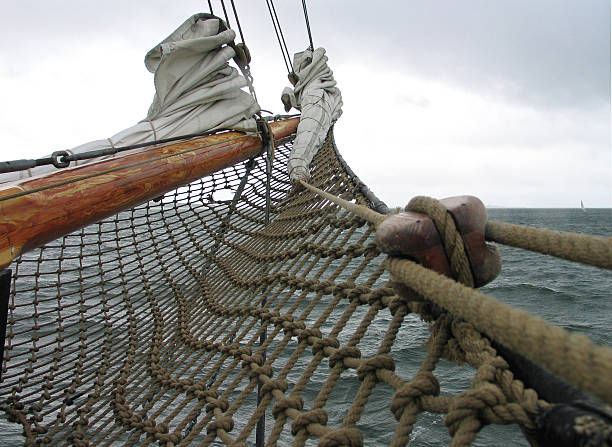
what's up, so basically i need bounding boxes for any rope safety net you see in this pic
[1,129,610,446]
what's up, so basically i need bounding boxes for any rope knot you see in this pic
[388,296,409,316]
[233,346,252,359]
[242,354,264,369]
[365,287,394,306]
[328,346,362,369]
[272,396,304,418]
[319,427,364,447]
[332,281,355,297]
[193,388,218,400]
[206,416,234,435]
[312,337,340,356]
[249,365,274,380]
[260,378,288,396]
[390,372,440,420]
[291,408,328,435]
[282,320,306,336]
[344,285,371,301]
[317,280,335,294]
[206,398,229,413]
[445,384,507,435]
[356,354,395,381]
[298,328,322,344]
[219,342,240,355]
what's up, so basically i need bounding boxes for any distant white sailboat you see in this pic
[581,200,586,212]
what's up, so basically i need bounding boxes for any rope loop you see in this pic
[51,151,70,169]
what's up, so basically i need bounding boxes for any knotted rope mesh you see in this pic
[1,131,551,446]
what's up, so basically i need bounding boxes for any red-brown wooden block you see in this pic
[376,196,501,287]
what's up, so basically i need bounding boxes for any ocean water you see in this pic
[396,208,612,446]
[299,208,612,447]
[0,208,610,446]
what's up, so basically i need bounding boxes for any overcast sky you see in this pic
[0,1,610,207]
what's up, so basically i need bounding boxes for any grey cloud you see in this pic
[4,1,609,112]
[304,0,610,111]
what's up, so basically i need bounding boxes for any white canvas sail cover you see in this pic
[282,47,343,181]
[2,13,259,183]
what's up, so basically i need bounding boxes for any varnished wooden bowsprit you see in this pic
[0,118,299,268]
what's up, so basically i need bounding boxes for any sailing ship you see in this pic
[0,3,610,446]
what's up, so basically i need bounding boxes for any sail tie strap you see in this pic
[298,179,612,406]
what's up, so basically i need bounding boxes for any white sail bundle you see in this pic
[282,48,343,181]
[2,13,259,183]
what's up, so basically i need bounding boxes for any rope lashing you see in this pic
[298,179,612,405]
[404,196,475,287]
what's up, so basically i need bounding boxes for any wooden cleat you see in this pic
[439,196,501,287]
[376,195,501,288]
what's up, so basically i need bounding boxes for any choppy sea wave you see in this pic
[1,208,610,446]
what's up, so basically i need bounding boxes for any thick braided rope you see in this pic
[300,179,612,405]
[385,257,612,405]
[301,179,612,272]
[404,197,541,445]
[406,196,474,287]
[298,179,384,225]
[486,220,612,270]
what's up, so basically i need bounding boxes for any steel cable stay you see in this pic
[301,0,314,51]
[265,0,294,75]
[205,1,246,47]
[229,0,247,45]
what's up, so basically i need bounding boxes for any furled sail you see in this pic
[1,13,259,183]
[282,48,343,181]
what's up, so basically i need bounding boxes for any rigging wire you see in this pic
[229,0,246,44]
[301,0,314,51]
[207,0,214,14]
[265,0,294,74]
[219,0,232,28]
